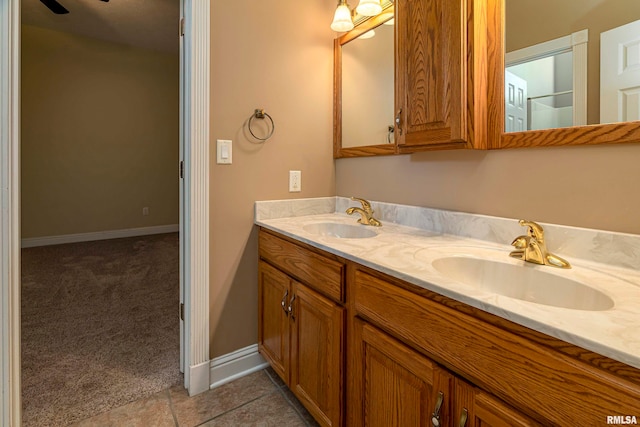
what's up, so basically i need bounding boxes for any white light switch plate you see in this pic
[216,139,232,164]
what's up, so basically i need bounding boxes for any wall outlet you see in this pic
[142,207,149,216]
[289,170,301,192]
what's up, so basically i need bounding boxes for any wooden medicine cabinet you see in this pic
[333,0,490,158]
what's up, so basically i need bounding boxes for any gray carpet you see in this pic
[21,233,183,426]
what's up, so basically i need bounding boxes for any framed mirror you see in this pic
[488,0,640,149]
[334,5,396,158]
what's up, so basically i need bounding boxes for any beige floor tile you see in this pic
[200,391,306,427]
[70,390,175,427]
[170,370,277,427]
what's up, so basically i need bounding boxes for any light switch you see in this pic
[216,139,232,164]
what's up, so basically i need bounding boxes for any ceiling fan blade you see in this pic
[39,0,69,14]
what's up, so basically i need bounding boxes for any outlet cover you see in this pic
[289,170,301,192]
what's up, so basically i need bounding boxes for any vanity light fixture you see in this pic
[356,0,382,16]
[331,0,354,32]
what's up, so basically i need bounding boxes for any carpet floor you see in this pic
[21,233,183,426]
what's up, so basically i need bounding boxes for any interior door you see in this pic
[600,19,640,123]
[505,70,528,132]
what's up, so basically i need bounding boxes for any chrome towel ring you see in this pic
[248,109,275,142]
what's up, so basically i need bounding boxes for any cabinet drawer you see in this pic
[259,230,344,303]
[352,268,640,425]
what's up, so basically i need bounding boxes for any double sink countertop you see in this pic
[255,197,640,370]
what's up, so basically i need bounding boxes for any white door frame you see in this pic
[1,0,21,424]
[0,1,211,422]
[181,0,211,395]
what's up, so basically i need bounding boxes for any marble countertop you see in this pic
[255,198,640,370]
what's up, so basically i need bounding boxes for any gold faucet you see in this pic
[509,220,571,269]
[346,197,381,227]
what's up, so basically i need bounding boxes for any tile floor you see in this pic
[69,368,320,427]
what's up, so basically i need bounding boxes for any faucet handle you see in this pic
[350,196,373,212]
[518,220,545,244]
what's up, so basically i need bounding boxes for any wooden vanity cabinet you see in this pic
[349,264,640,426]
[349,317,536,427]
[258,230,345,427]
[453,379,538,427]
[258,261,290,380]
[395,0,489,152]
[349,317,454,426]
[259,229,640,426]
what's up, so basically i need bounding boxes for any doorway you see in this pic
[0,1,211,424]
[20,1,180,424]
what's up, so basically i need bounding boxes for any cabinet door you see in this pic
[258,261,290,382]
[290,282,344,427]
[454,378,539,427]
[396,0,467,151]
[350,319,453,427]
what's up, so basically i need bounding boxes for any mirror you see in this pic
[505,0,640,133]
[334,6,396,158]
[488,0,640,148]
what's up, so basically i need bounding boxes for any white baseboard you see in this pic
[210,344,268,390]
[189,359,212,396]
[21,224,179,248]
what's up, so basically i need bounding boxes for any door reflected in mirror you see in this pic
[505,0,640,133]
[341,20,394,148]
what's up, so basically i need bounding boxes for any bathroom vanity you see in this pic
[258,230,345,426]
[256,198,640,427]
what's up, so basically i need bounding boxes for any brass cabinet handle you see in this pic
[287,294,296,320]
[458,408,468,427]
[395,109,403,135]
[431,391,444,427]
[281,290,289,315]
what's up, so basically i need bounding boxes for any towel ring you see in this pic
[248,109,275,142]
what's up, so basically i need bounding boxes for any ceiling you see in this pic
[21,0,180,53]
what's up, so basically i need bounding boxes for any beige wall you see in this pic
[209,0,336,357]
[209,0,640,360]
[21,25,179,238]
[336,142,640,235]
[506,0,640,124]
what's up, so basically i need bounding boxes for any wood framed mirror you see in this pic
[488,0,640,149]
[333,5,396,158]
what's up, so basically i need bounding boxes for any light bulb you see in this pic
[331,3,354,32]
[356,0,382,17]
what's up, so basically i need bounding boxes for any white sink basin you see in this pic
[432,256,615,311]
[303,222,377,239]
